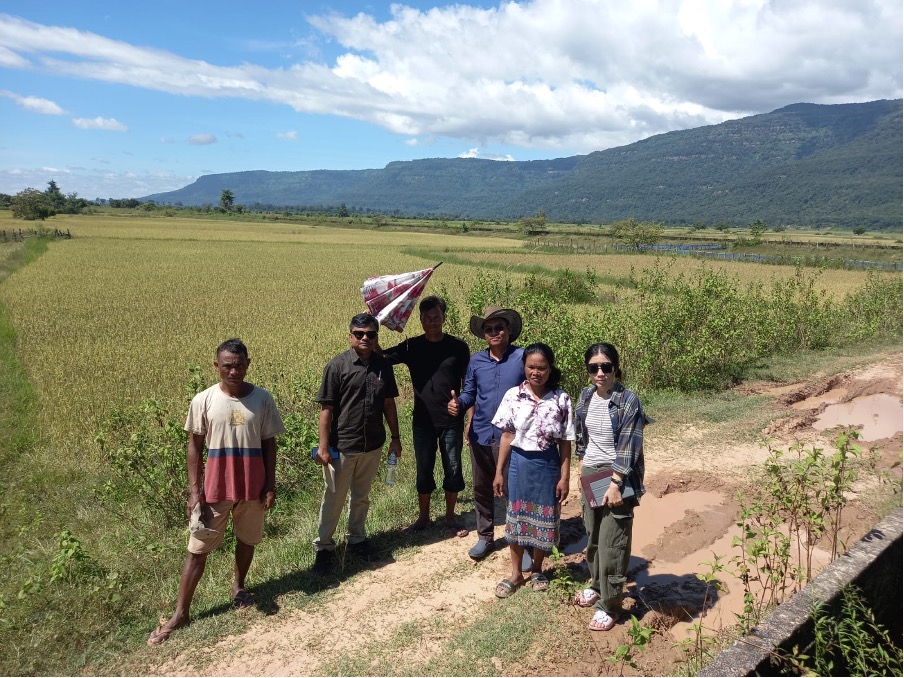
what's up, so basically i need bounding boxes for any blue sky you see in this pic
[1,1,901,199]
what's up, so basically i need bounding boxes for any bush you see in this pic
[837,271,903,343]
[94,397,189,529]
[452,262,903,395]
[611,263,765,390]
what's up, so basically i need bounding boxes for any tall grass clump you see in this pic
[798,585,903,676]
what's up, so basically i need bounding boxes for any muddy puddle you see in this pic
[559,484,842,643]
[812,393,903,441]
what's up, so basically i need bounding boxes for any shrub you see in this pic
[94,397,189,530]
[837,271,903,343]
[612,263,765,390]
[452,261,901,395]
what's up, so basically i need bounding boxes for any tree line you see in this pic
[2,181,91,220]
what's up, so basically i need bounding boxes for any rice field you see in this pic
[0,213,894,447]
[0,219,504,443]
[438,248,890,298]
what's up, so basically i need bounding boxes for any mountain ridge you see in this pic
[143,99,903,229]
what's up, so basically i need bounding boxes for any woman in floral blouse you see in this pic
[491,342,574,597]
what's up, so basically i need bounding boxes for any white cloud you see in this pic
[188,133,217,145]
[0,89,65,114]
[458,147,514,161]
[276,130,298,140]
[72,116,127,131]
[0,44,27,67]
[0,4,900,153]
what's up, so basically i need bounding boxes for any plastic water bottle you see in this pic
[385,451,398,486]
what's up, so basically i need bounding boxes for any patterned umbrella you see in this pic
[361,262,442,332]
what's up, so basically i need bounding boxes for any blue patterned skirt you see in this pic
[505,445,561,550]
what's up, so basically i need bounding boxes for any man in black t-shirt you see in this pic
[382,295,471,536]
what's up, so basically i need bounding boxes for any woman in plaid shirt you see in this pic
[573,342,653,631]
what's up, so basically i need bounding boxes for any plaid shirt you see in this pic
[574,383,652,502]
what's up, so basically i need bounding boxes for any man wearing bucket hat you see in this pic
[147,338,285,646]
[448,306,525,560]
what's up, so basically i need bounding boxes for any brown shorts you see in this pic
[187,499,266,555]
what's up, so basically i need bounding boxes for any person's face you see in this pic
[586,352,616,392]
[524,353,550,390]
[215,350,250,386]
[482,318,510,349]
[349,324,378,356]
[420,307,445,336]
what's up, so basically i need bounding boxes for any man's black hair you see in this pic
[349,313,379,331]
[216,337,248,360]
[419,295,447,316]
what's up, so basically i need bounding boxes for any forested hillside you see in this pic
[143,99,903,229]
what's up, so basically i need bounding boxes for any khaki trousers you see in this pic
[314,447,383,550]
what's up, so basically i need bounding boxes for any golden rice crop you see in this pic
[0,217,491,444]
[455,248,888,298]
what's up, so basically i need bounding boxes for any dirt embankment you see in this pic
[145,352,902,677]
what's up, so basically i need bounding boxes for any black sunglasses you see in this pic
[483,323,508,335]
[586,362,615,374]
[352,330,378,340]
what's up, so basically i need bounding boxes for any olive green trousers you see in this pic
[580,463,634,614]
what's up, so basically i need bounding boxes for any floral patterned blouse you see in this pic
[491,381,575,452]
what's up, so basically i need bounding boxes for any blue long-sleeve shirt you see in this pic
[457,345,524,446]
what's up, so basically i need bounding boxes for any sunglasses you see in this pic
[586,362,615,375]
[483,323,508,335]
[351,330,378,340]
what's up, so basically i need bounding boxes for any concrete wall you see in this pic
[699,510,903,676]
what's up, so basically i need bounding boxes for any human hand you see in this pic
[261,488,276,510]
[603,482,622,507]
[388,437,402,457]
[314,444,332,466]
[555,478,569,503]
[447,390,460,417]
[187,491,203,519]
[492,471,505,497]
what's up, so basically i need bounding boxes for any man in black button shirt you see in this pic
[312,313,401,573]
[382,296,471,536]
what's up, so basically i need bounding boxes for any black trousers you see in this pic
[469,440,500,541]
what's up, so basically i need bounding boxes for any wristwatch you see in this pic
[612,477,624,491]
